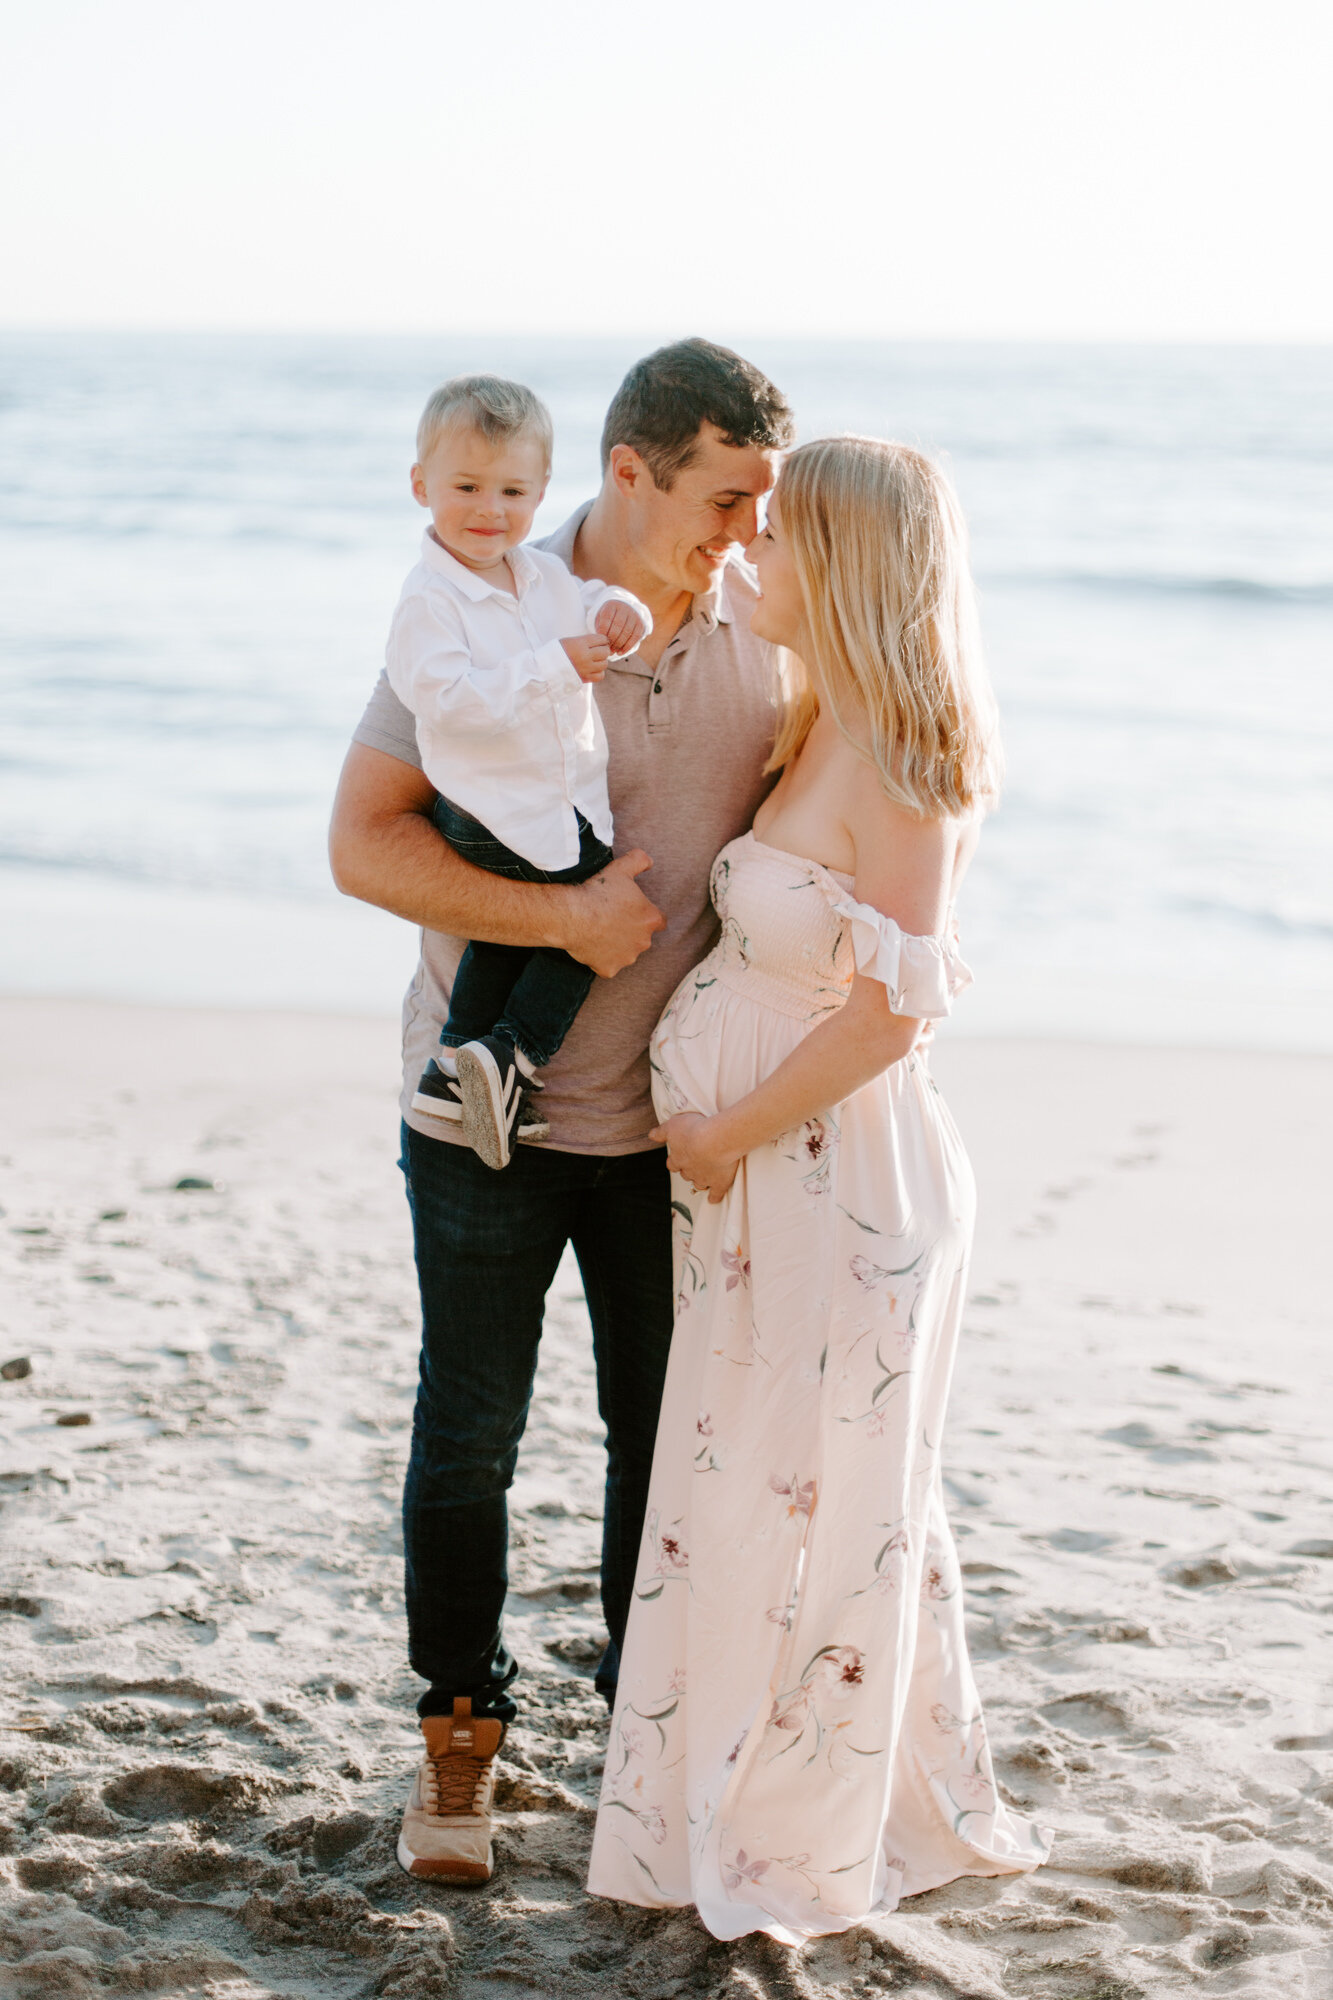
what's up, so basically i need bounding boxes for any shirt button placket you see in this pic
[648,650,681,735]
[521,595,574,859]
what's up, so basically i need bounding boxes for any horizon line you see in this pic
[2,323,1332,352]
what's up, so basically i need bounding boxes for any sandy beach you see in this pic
[2,994,1332,1998]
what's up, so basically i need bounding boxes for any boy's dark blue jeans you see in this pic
[433,796,614,1070]
[399,1122,674,1723]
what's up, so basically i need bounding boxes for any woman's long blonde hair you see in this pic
[765,436,999,817]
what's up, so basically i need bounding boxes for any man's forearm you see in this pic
[330,789,575,949]
[328,743,665,976]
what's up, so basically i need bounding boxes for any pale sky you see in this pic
[3,0,1330,341]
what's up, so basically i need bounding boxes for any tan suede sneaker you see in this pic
[396,1697,506,1882]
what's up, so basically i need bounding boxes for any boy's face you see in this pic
[411,426,548,570]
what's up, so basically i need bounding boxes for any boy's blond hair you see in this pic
[766,436,1000,819]
[415,375,554,470]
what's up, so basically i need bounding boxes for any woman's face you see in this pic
[745,493,807,650]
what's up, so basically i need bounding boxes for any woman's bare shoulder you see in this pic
[842,759,953,855]
[844,774,958,935]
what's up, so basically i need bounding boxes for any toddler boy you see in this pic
[385,375,650,1169]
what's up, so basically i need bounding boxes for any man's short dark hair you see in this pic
[600,338,794,489]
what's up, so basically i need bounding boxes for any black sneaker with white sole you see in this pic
[453,1036,536,1170]
[412,1054,548,1147]
[411,1058,465,1121]
[514,1092,549,1145]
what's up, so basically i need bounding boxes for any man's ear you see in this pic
[607,444,647,497]
[410,462,429,508]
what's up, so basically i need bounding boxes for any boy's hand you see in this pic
[595,600,648,657]
[562,634,612,682]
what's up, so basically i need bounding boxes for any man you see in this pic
[329,338,793,1881]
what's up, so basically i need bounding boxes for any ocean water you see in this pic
[2,332,1331,1047]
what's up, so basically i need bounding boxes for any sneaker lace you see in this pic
[425,1746,491,1816]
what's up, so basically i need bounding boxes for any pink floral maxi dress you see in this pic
[586,832,1051,1942]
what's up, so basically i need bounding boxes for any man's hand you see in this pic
[564,850,665,977]
[562,633,612,682]
[330,745,662,968]
[594,599,648,657]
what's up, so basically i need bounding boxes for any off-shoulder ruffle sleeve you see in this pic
[824,886,973,1019]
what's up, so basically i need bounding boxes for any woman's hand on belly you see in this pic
[650,1112,740,1206]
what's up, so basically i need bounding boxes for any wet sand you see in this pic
[2,996,1332,1998]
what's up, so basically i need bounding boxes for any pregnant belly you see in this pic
[649,965,811,1125]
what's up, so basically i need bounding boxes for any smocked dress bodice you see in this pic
[705,831,972,1023]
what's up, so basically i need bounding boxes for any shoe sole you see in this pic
[454,1044,512,1170]
[395,1831,493,1883]
[410,1090,464,1120]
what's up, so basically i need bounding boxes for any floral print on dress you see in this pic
[849,1245,924,1293]
[722,1848,773,1890]
[694,1412,723,1477]
[634,1508,689,1601]
[778,1114,838,1196]
[592,831,1050,1940]
[769,1472,817,1519]
[670,1198,708,1318]
[720,1243,751,1290]
[849,1524,909,1599]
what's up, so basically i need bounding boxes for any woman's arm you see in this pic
[653,795,958,1200]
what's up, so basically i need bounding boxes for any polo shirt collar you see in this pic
[539,504,587,569]
[697,562,736,631]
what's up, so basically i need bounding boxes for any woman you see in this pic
[586,437,1050,1942]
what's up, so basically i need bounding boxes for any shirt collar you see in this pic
[539,499,737,629]
[536,503,587,569]
[697,560,737,630]
[420,529,539,601]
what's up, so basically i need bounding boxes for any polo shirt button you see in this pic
[653,682,663,694]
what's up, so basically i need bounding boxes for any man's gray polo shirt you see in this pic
[352,502,778,1155]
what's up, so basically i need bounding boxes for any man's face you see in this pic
[618,423,779,596]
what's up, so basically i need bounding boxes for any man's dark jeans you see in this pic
[399,1122,674,1723]
[433,797,614,1071]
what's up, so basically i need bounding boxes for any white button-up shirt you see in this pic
[385,531,651,869]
